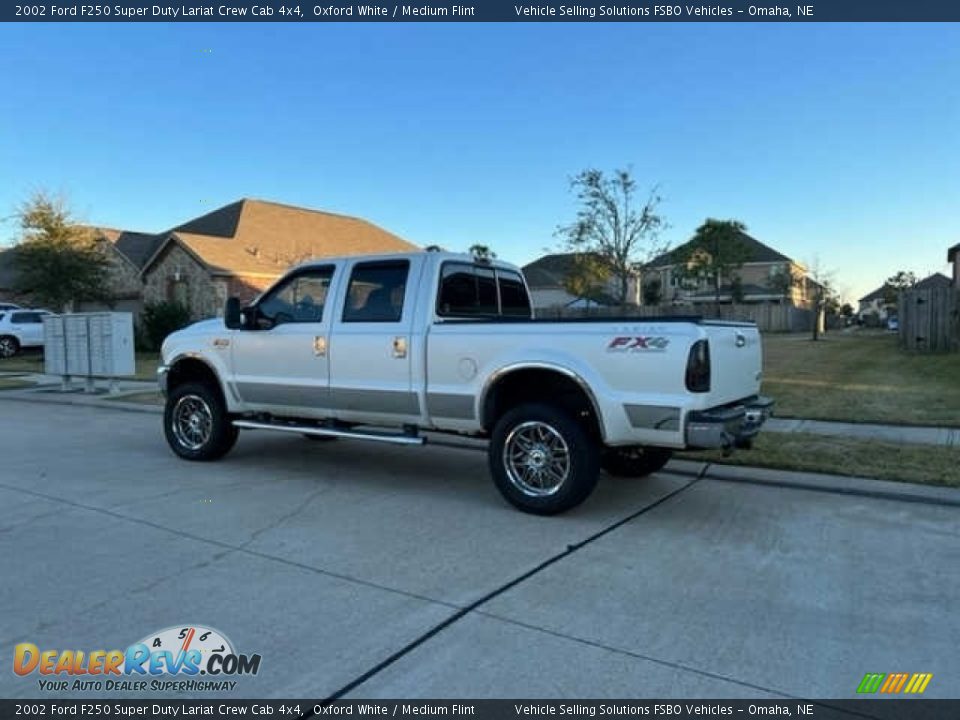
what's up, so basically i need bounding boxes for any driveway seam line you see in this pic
[0,480,461,612]
[313,468,710,708]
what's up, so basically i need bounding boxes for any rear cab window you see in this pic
[436,262,532,319]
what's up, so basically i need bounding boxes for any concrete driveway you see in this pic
[1,399,957,700]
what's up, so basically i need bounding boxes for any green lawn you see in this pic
[760,330,960,427]
[0,351,160,381]
[680,432,960,488]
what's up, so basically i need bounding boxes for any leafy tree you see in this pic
[562,253,612,304]
[674,219,751,317]
[840,303,854,318]
[11,192,111,312]
[882,270,917,305]
[468,244,496,261]
[556,168,667,307]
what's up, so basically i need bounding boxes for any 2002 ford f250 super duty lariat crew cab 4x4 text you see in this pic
[158,251,773,514]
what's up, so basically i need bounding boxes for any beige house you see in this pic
[645,232,818,308]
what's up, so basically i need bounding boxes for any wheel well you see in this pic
[167,358,227,407]
[482,368,602,439]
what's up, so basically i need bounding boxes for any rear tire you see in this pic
[164,382,238,461]
[601,446,673,478]
[0,336,19,358]
[488,402,600,515]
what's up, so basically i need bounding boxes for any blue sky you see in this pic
[1,22,958,301]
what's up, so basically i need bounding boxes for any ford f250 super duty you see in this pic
[158,251,773,514]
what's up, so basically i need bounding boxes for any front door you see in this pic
[230,264,338,417]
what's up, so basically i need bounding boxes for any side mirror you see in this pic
[224,297,242,329]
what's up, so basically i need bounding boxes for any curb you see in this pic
[3,389,959,507]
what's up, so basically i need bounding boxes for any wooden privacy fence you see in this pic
[541,303,814,333]
[899,288,960,352]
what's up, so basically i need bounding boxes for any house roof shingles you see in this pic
[144,198,419,276]
[647,231,793,268]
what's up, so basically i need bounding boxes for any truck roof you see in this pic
[290,250,520,272]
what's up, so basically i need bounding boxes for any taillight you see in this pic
[685,339,711,393]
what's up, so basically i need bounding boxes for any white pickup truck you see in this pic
[158,251,772,514]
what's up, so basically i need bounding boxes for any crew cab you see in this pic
[158,251,772,514]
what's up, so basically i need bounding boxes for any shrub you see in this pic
[140,301,192,351]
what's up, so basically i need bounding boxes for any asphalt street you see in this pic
[1,399,957,701]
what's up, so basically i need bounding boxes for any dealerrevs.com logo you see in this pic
[13,625,261,692]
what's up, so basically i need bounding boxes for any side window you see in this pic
[437,263,498,317]
[497,271,532,317]
[12,312,41,324]
[342,260,409,323]
[257,266,335,326]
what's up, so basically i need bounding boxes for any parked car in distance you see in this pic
[886,316,899,332]
[0,309,52,358]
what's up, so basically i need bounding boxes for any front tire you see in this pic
[489,402,600,515]
[0,336,19,358]
[601,446,673,478]
[164,382,238,461]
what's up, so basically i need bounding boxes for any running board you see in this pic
[232,419,425,446]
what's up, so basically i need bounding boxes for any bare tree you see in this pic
[806,257,836,341]
[556,168,667,307]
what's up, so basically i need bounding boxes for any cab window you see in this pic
[437,263,498,317]
[256,266,335,326]
[342,260,409,323]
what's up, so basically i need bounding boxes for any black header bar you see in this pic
[5,0,960,22]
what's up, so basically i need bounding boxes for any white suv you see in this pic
[0,309,51,358]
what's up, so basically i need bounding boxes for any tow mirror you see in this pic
[224,297,242,329]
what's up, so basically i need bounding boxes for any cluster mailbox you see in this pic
[43,312,136,392]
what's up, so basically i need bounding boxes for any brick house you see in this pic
[2,199,417,318]
[133,199,417,319]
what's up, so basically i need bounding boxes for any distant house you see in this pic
[521,252,637,309]
[914,272,953,292]
[949,243,960,288]
[1,199,418,319]
[644,231,819,308]
[859,273,953,322]
[858,285,894,322]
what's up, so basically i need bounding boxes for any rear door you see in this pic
[328,257,422,424]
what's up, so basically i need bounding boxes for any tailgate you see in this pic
[702,322,763,406]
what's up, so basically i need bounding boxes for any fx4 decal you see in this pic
[607,336,670,352]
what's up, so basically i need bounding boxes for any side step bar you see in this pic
[232,419,426,446]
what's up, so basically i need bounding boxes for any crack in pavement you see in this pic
[309,468,711,710]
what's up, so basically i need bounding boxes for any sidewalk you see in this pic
[1,372,958,448]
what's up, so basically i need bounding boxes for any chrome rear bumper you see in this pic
[685,396,774,450]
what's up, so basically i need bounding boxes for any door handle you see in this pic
[392,336,407,359]
[313,336,327,357]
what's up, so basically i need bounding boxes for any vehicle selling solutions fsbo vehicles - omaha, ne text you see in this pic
[157,251,773,514]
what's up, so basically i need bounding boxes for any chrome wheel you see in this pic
[171,394,214,451]
[502,421,571,497]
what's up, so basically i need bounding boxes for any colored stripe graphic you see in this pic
[857,674,885,694]
[857,672,933,694]
[904,674,934,694]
